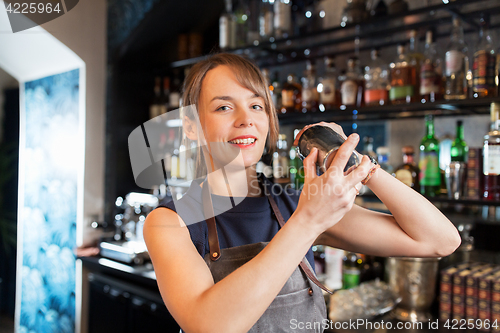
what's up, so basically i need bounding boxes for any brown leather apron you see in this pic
[194,178,329,332]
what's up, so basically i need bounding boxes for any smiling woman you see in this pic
[143,53,461,333]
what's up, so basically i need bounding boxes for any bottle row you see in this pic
[270,103,500,201]
[218,0,440,50]
[313,245,384,291]
[149,72,184,119]
[263,16,499,114]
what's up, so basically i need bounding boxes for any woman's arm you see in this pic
[317,167,461,257]
[144,207,316,333]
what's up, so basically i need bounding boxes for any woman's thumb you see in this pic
[303,148,318,181]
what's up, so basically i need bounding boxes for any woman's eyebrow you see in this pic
[210,93,260,102]
[211,96,233,102]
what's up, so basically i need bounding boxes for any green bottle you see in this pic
[419,115,441,196]
[290,148,304,190]
[342,252,361,289]
[450,120,469,162]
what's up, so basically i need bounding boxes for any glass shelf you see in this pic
[170,0,500,69]
[277,97,500,125]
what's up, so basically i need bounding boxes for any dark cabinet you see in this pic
[88,273,180,333]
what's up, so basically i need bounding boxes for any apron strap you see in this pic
[263,181,334,295]
[201,180,221,261]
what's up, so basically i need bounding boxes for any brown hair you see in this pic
[181,53,279,152]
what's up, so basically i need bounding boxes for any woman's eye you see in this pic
[216,105,230,111]
[251,105,263,110]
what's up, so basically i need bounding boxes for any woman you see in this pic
[144,53,461,333]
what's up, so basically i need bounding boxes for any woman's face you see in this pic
[198,65,269,168]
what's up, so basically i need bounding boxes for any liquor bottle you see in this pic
[370,0,387,17]
[219,0,236,50]
[274,0,292,39]
[376,146,393,174]
[419,115,441,196]
[161,77,170,114]
[262,68,271,86]
[343,252,362,289]
[280,73,301,114]
[292,128,305,190]
[472,15,497,98]
[387,0,408,15]
[420,29,442,103]
[289,146,298,189]
[258,0,274,41]
[169,70,181,111]
[270,72,282,110]
[246,0,260,45]
[394,146,420,191]
[324,246,344,291]
[149,76,162,119]
[340,57,363,107]
[234,0,250,47]
[483,102,500,200]
[273,134,290,184]
[318,57,340,111]
[444,16,468,100]
[451,120,468,162]
[362,136,377,160]
[408,30,423,100]
[364,49,389,106]
[301,60,319,113]
[341,0,368,26]
[390,44,417,104]
[312,245,326,276]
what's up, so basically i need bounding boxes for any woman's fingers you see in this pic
[346,155,373,186]
[303,147,319,182]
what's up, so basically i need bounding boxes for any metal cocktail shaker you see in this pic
[294,125,361,175]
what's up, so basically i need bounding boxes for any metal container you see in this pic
[386,257,440,322]
[295,125,361,175]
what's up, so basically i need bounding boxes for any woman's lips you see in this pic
[228,139,257,149]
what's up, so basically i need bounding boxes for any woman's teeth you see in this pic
[229,138,256,145]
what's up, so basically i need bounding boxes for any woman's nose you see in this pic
[234,107,253,127]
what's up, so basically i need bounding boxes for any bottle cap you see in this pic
[401,146,414,154]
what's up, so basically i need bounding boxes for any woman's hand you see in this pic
[294,133,372,238]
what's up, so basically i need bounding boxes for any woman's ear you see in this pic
[183,115,198,140]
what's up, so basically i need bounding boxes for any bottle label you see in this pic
[150,105,160,119]
[445,50,464,76]
[419,151,441,186]
[389,85,414,101]
[219,16,229,48]
[320,79,336,104]
[274,1,291,33]
[364,89,388,104]
[343,269,360,289]
[281,90,294,107]
[484,145,500,175]
[395,169,413,187]
[273,153,289,179]
[341,80,357,105]
[170,92,180,109]
[302,88,313,103]
[473,50,496,91]
[420,62,440,95]
[259,11,273,37]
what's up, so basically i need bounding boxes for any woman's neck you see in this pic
[205,164,263,198]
